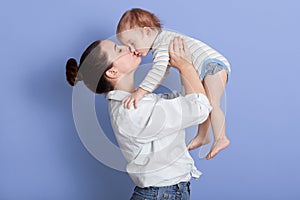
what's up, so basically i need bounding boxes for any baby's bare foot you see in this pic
[187,134,211,150]
[206,137,230,160]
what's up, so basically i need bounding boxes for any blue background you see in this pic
[1,0,300,199]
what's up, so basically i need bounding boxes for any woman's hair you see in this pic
[65,40,114,94]
[116,8,162,34]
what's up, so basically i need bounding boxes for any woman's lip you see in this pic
[133,51,141,56]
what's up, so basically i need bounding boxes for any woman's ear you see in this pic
[105,67,119,79]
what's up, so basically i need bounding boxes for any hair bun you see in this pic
[66,58,82,86]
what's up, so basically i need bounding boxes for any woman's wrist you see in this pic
[178,64,195,74]
[180,65,205,95]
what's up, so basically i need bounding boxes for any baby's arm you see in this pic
[123,48,170,109]
[122,87,149,109]
[140,48,170,93]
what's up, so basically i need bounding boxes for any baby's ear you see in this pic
[143,27,152,36]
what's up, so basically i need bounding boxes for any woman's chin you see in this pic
[136,57,142,64]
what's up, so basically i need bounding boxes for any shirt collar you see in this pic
[152,29,164,48]
[106,90,131,101]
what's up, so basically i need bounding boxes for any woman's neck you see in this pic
[113,72,135,93]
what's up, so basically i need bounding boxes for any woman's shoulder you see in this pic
[106,90,131,101]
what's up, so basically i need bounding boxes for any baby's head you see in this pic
[116,8,162,56]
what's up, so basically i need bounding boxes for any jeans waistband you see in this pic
[144,181,190,191]
[131,182,190,200]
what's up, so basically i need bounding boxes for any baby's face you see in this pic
[118,28,152,57]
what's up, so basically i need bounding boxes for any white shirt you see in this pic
[106,90,212,188]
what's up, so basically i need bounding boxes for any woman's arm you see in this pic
[169,37,206,95]
[118,93,211,144]
[115,37,212,144]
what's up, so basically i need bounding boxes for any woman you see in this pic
[66,37,212,200]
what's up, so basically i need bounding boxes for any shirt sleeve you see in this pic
[117,93,212,144]
[139,48,170,92]
[157,91,181,99]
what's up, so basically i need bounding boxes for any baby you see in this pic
[116,8,231,160]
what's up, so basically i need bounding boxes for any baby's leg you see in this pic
[204,69,230,160]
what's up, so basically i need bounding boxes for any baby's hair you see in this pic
[116,8,162,34]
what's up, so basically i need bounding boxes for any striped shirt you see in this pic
[139,29,231,92]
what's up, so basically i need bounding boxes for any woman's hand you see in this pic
[169,36,206,95]
[168,37,193,71]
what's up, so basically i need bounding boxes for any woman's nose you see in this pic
[128,45,136,53]
[122,46,131,53]
[125,46,137,56]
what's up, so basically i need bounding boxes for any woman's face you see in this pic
[100,40,141,75]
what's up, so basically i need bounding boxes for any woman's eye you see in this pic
[118,48,122,53]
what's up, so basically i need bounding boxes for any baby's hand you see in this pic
[122,88,149,109]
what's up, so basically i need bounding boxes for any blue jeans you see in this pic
[130,182,190,200]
